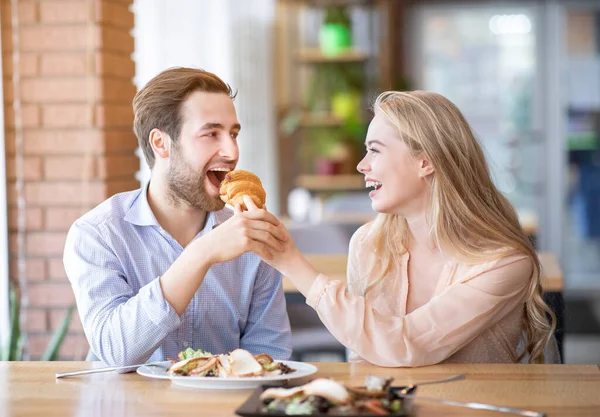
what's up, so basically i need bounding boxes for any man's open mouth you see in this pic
[206,167,231,190]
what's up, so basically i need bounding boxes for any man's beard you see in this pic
[166,151,225,212]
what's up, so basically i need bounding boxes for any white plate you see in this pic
[136,360,318,390]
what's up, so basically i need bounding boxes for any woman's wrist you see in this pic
[282,252,320,295]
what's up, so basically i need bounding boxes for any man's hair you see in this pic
[133,67,236,168]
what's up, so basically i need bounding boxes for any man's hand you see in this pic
[199,203,288,264]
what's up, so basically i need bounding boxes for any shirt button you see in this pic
[183,341,189,348]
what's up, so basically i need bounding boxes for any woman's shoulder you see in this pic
[455,249,533,285]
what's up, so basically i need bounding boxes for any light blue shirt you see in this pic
[63,185,292,366]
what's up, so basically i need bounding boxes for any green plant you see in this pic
[323,5,351,27]
[1,281,75,361]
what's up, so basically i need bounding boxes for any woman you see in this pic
[247,90,556,366]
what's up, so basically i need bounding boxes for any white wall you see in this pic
[132,0,280,213]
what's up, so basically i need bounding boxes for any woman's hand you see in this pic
[242,196,319,295]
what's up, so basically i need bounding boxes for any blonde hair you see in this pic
[360,90,555,364]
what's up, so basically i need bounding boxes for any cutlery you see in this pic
[401,394,545,417]
[55,362,168,379]
[404,373,466,388]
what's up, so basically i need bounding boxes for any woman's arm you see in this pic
[305,254,532,367]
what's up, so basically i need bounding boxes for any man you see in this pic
[64,67,292,366]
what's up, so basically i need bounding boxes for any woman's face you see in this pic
[357,113,433,216]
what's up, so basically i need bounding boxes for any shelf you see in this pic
[299,113,344,127]
[296,174,365,191]
[295,48,368,63]
[280,0,376,6]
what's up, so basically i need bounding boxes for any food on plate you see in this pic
[167,348,295,377]
[259,375,406,415]
[219,169,266,210]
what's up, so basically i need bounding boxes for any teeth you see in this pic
[365,181,382,189]
[209,167,231,172]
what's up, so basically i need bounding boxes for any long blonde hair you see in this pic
[361,90,555,363]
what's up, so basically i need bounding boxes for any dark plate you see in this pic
[235,384,417,416]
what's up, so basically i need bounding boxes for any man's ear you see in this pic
[418,156,435,178]
[149,128,171,160]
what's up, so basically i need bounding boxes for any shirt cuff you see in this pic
[305,273,331,309]
[139,277,181,331]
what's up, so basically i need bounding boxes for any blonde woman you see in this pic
[245,90,557,366]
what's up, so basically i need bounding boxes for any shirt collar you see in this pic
[124,183,159,227]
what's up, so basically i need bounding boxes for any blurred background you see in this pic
[1,0,599,365]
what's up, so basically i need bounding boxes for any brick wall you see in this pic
[2,0,139,359]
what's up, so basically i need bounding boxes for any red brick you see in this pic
[45,207,87,231]
[20,1,39,23]
[21,78,91,103]
[23,129,104,154]
[96,51,135,77]
[1,27,12,53]
[26,232,67,256]
[48,258,67,281]
[28,333,51,358]
[40,52,89,76]
[39,0,87,23]
[97,154,138,179]
[2,52,38,77]
[9,207,44,231]
[50,308,83,333]
[25,181,106,205]
[96,103,133,127]
[42,104,93,128]
[0,2,11,27]
[105,179,140,197]
[100,78,136,102]
[24,309,48,333]
[4,130,15,154]
[21,26,89,51]
[10,258,46,280]
[60,333,90,360]
[105,129,138,152]
[44,155,96,180]
[3,77,13,102]
[21,129,138,155]
[8,232,19,254]
[6,181,18,206]
[5,156,42,180]
[97,1,133,29]
[4,104,41,128]
[99,25,134,54]
[28,332,89,359]
[27,281,74,307]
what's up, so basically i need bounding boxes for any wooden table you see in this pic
[283,252,563,293]
[1,362,598,416]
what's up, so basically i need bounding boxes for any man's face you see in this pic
[166,91,240,211]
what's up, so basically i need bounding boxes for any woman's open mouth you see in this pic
[366,180,382,197]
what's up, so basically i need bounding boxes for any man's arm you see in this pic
[240,261,292,360]
[64,220,212,366]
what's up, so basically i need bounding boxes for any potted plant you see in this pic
[1,281,75,361]
[319,5,352,57]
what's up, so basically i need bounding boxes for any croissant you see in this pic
[219,170,266,211]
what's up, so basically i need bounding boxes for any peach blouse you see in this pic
[305,224,547,367]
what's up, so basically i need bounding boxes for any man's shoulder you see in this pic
[74,188,143,229]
